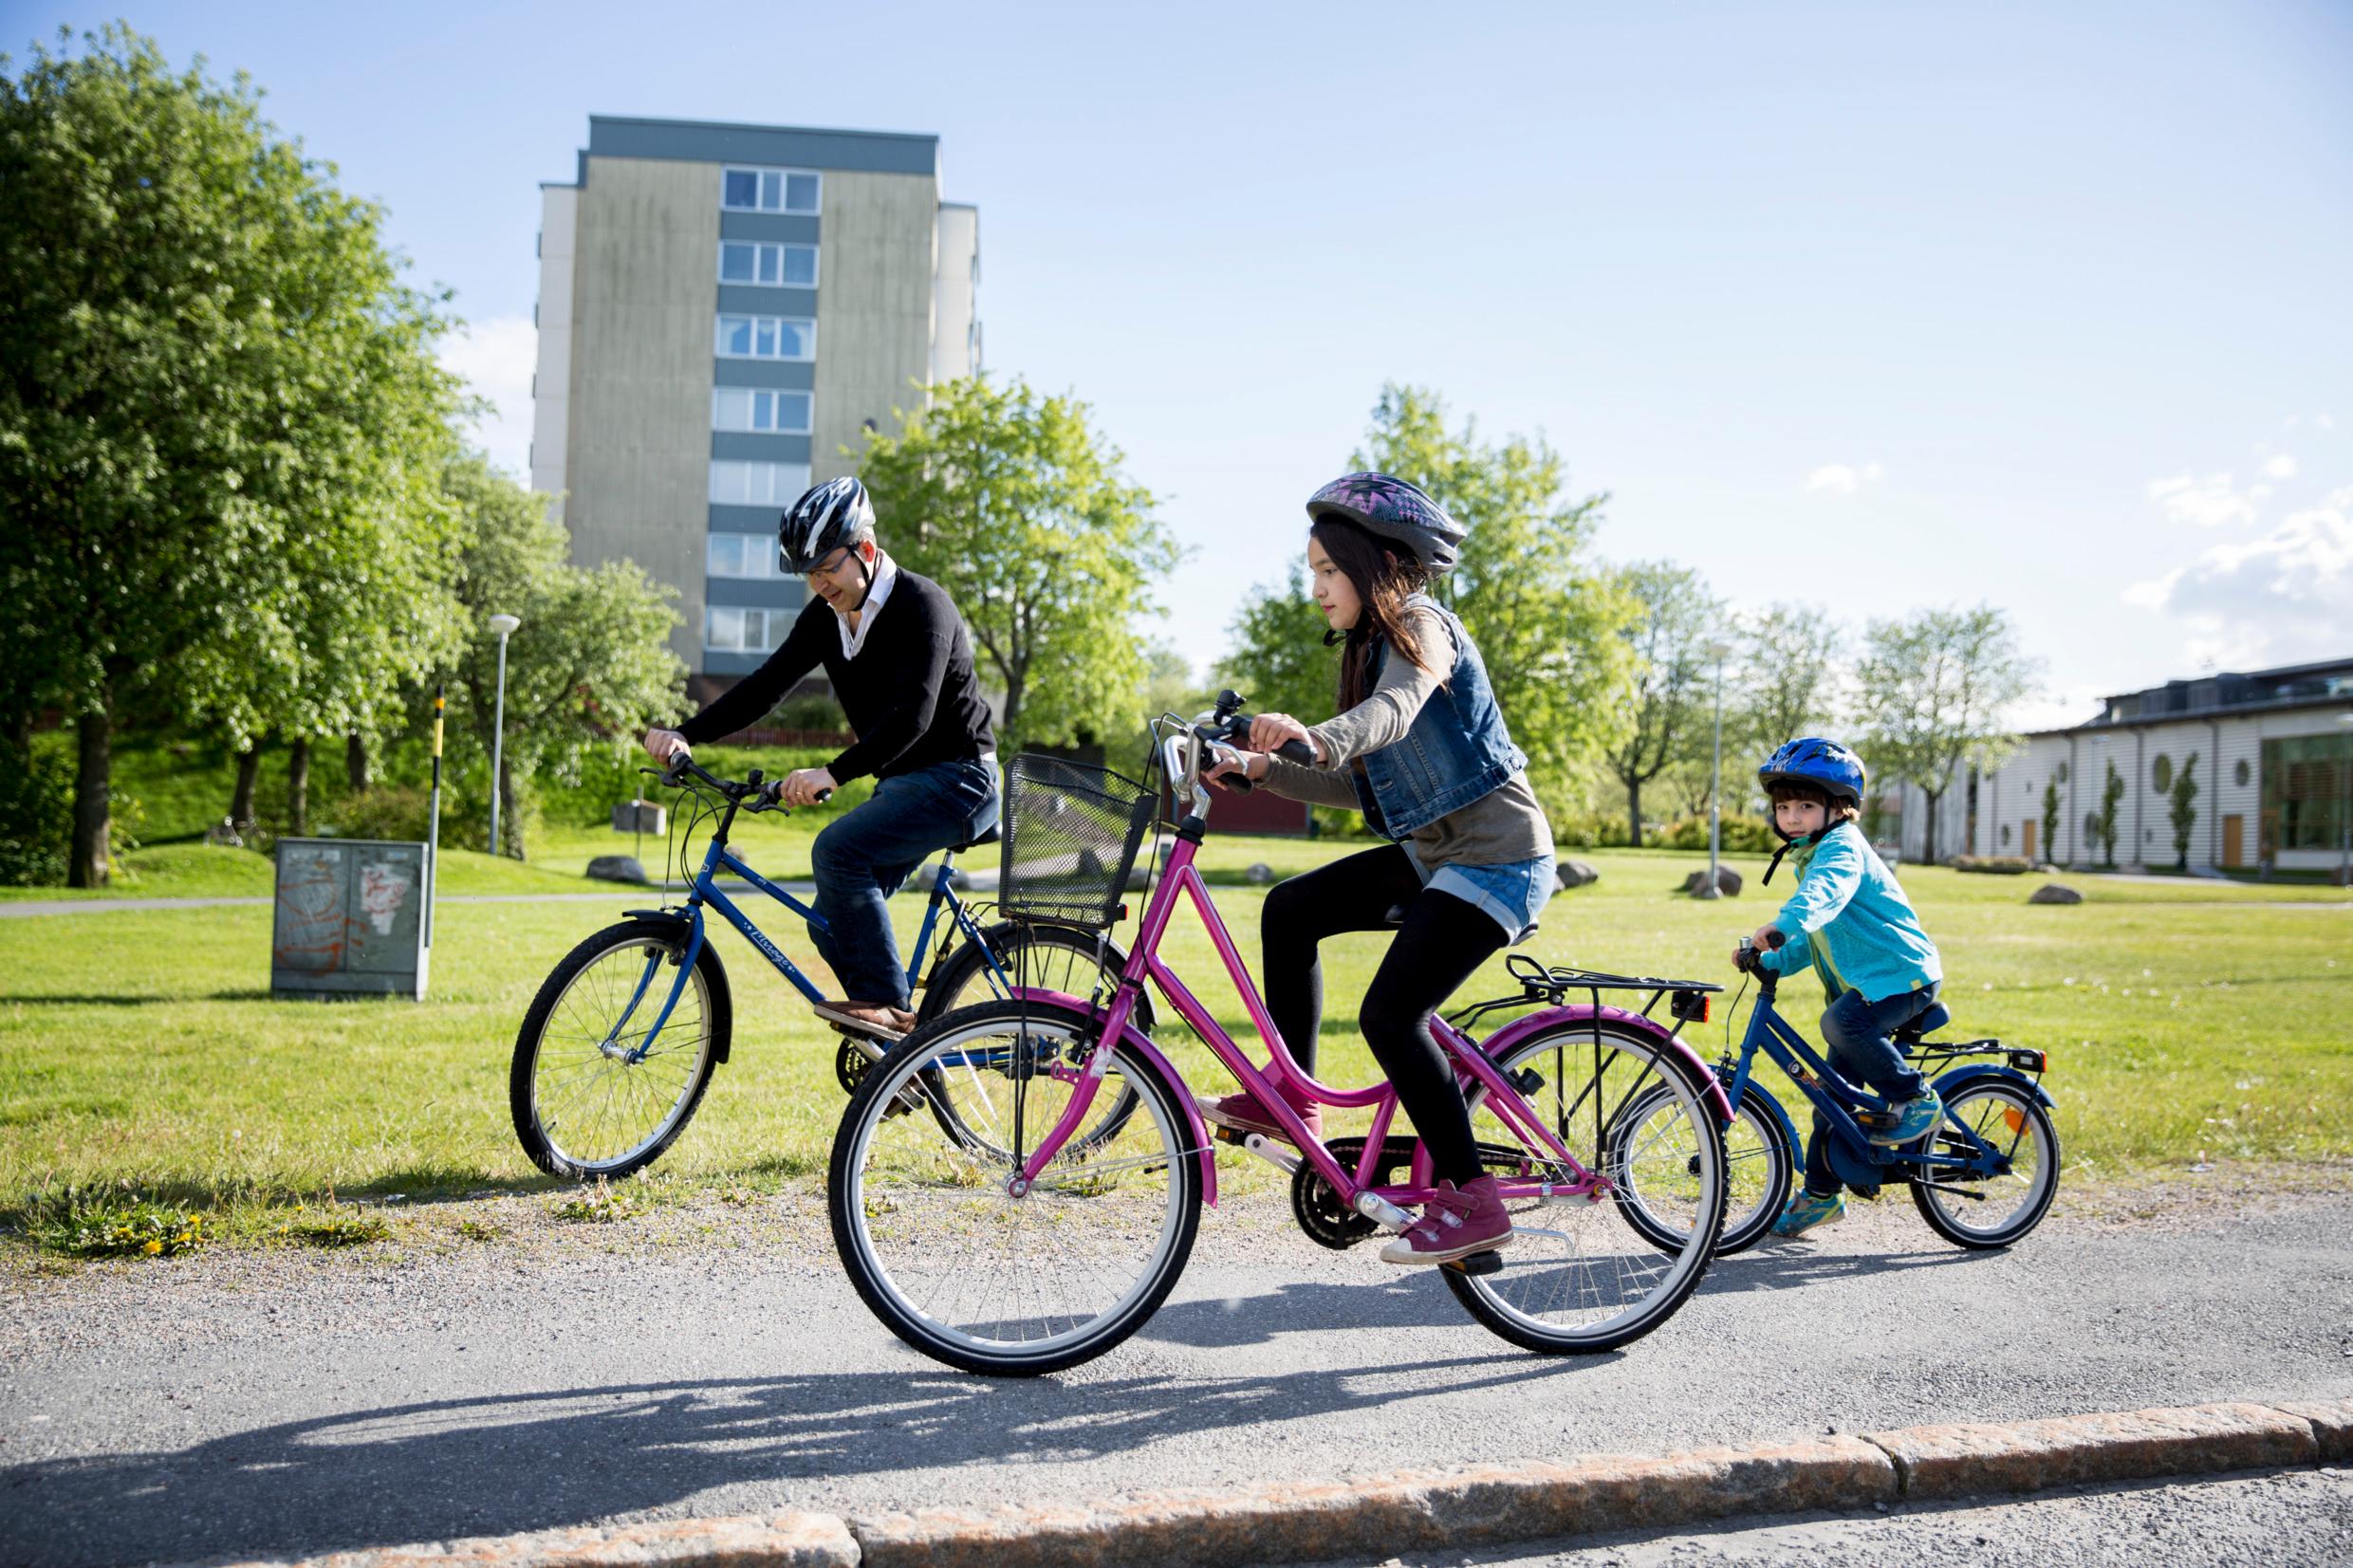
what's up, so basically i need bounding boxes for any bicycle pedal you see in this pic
[1210,1124,1248,1147]
[1445,1249,1506,1277]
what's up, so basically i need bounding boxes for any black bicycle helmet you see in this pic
[778,476,876,574]
[1304,472,1467,573]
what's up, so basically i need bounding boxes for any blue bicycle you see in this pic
[510,756,1143,1179]
[1606,931,2059,1253]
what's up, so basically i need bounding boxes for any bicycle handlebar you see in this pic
[653,756,829,810]
[1196,713,1315,794]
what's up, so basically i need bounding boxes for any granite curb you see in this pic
[189,1396,2353,1568]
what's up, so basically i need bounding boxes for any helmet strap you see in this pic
[1763,821,1835,887]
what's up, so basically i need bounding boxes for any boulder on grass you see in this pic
[1245,862,1275,885]
[586,855,652,886]
[1682,866,1742,897]
[1557,858,1601,889]
[2029,882,2083,905]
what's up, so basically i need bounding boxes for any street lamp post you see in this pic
[2338,713,2353,890]
[1698,641,1732,899]
[487,613,521,857]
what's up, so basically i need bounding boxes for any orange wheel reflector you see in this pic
[2002,1106,2027,1134]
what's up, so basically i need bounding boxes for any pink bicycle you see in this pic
[827,699,1731,1375]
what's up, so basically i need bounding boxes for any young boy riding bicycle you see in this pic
[1743,738,1945,1238]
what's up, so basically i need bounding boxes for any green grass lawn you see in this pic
[3,839,2347,1250]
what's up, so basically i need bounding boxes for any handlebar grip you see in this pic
[1762,929,1786,950]
[1273,739,1314,765]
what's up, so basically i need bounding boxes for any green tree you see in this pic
[2098,759,2125,869]
[433,456,684,858]
[1602,563,1722,848]
[0,26,460,883]
[1851,605,2038,865]
[856,376,1178,751]
[2041,777,2061,869]
[1214,561,1341,725]
[2170,749,2201,872]
[1736,602,1847,756]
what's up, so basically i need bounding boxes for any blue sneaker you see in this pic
[1872,1088,1944,1147]
[1771,1190,1845,1238]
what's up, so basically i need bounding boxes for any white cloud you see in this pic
[1805,461,1883,494]
[2123,485,2353,666]
[2143,470,2261,529]
[438,315,538,480]
[2321,414,2338,432]
[2262,452,2297,480]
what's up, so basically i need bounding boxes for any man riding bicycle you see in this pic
[643,476,998,1043]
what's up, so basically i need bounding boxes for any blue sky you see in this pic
[18,1,2351,726]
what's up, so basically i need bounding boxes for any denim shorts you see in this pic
[1404,847,1557,942]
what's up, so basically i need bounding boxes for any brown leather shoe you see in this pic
[811,1000,910,1042]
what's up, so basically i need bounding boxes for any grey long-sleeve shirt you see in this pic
[1259,606,1552,870]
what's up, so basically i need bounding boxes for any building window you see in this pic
[718,241,819,288]
[707,533,781,579]
[2056,761,2069,784]
[2234,758,2251,788]
[721,166,821,214]
[2152,754,2173,793]
[713,387,811,434]
[2259,735,2350,853]
[706,605,785,655]
[715,314,815,360]
[709,459,811,507]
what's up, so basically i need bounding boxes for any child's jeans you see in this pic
[1803,983,1942,1196]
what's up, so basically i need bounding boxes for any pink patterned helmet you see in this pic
[1304,471,1466,572]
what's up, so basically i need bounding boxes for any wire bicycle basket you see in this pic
[999,753,1159,930]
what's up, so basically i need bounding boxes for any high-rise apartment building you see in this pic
[530,116,979,697]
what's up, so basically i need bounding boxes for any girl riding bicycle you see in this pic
[1204,472,1556,1266]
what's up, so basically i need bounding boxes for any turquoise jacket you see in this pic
[1758,821,1942,1003]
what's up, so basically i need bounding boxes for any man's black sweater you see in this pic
[676,569,995,784]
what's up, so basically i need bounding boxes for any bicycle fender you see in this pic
[1478,1004,1736,1126]
[1931,1063,2055,1109]
[1007,986,1217,1207]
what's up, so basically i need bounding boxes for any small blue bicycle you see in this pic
[509,756,1141,1179]
[1606,931,2059,1254]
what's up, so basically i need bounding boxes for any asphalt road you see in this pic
[3,1192,2348,1568]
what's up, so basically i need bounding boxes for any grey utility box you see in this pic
[612,798,667,834]
[270,838,432,999]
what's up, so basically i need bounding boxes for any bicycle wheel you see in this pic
[917,921,1148,1157]
[1907,1078,2060,1248]
[829,998,1201,1376]
[1441,1020,1726,1354]
[918,920,1154,1030]
[1608,1078,1794,1257]
[510,919,730,1180]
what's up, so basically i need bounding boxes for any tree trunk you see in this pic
[1920,789,1941,866]
[498,756,526,861]
[287,737,311,838]
[230,741,262,830]
[1626,776,1644,849]
[346,732,369,793]
[68,701,113,888]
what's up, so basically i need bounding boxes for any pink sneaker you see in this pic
[1195,1088,1323,1147]
[1379,1175,1514,1265]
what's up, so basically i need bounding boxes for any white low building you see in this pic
[1876,656,2353,873]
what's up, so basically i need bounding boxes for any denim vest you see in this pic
[1346,595,1529,839]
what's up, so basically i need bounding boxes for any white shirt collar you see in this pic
[835,550,899,659]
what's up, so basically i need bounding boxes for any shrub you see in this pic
[1658,812,1775,854]
[1952,855,2036,876]
[0,748,72,885]
[331,784,491,846]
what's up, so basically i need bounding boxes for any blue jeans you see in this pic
[1803,983,1940,1196]
[808,758,998,1008]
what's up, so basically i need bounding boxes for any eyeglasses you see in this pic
[804,547,854,582]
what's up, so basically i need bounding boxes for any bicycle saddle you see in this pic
[951,822,1002,854]
[1894,1002,1953,1042]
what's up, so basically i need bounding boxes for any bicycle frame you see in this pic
[1006,730,1615,1219]
[604,802,1004,1066]
[1720,984,2015,1181]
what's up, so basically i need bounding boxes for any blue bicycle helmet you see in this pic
[1757,737,1867,808]
[1756,738,1868,884]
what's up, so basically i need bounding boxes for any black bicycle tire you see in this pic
[1908,1080,2061,1249]
[1442,1020,1727,1355]
[510,919,731,1180]
[827,998,1202,1376]
[1606,1079,1795,1257]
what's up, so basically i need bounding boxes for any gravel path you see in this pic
[3,1187,2347,1568]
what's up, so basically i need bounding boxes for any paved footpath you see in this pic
[2,1191,2347,1567]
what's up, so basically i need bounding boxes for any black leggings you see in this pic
[1262,844,1507,1187]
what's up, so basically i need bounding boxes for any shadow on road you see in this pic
[0,1338,1593,1568]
